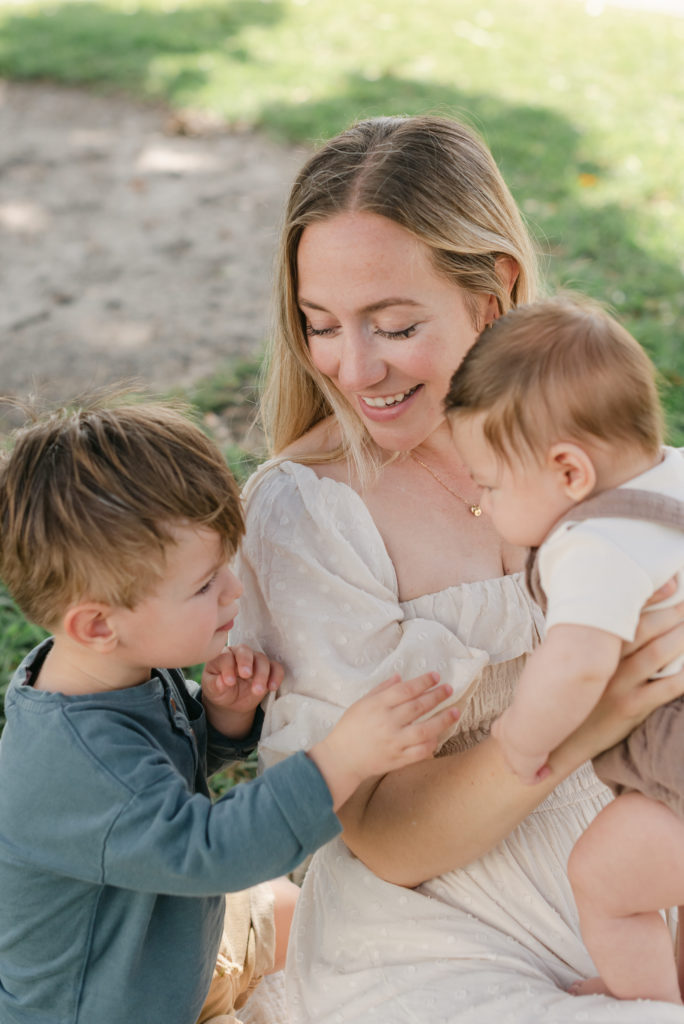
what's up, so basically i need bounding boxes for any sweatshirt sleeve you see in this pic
[1,699,339,897]
[231,461,490,771]
[102,749,340,895]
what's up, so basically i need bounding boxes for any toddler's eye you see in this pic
[195,572,217,596]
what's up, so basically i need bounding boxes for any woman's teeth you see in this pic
[362,385,418,408]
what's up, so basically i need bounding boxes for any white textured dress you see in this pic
[233,461,684,1024]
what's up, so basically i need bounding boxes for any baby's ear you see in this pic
[547,442,596,501]
[63,603,119,652]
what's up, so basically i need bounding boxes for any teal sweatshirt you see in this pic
[0,639,341,1024]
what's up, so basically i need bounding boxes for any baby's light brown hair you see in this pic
[444,293,664,465]
[0,397,244,630]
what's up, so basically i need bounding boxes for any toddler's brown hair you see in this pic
[0,396,244,630]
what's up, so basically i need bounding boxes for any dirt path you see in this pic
[0,80,307,443]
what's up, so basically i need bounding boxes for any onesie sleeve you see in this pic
[232,461,490,770]
[540,524,654,640]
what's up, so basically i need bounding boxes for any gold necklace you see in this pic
[410,451,483,517]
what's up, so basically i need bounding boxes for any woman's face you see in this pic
[297,210,492,452]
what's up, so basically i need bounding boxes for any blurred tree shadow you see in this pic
[0,1,284,100]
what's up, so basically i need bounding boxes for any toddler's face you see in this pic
[113,525,242,677]
[452,415,569,548]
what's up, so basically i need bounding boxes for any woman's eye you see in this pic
[305,322,337,337]
[375,324,418,340]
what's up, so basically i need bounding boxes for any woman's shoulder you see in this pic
[280,416,342,462]
[243,416,355,506]
[241,453,357,526]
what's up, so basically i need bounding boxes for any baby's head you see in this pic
[444,293,664,547]
[0,397,244,636]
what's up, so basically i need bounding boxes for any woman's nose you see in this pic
[336,333,385,392]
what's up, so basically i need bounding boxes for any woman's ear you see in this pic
[547,442,596,501]
[483,256,520,326]
[63,603,119,652]
[495,255,520,297]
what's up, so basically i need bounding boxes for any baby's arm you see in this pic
[492,624,622,783]
[201,645,284,739]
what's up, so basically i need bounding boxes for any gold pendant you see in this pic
[470,505,482,517]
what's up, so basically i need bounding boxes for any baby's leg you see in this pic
[568,792,684,1004]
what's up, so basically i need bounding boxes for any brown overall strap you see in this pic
[525,488,684,615]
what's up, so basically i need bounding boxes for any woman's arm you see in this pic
[339,601,684,887]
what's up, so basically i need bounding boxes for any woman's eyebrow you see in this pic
[298,296,422,313]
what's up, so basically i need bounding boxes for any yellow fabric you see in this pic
[196,883,276,1024]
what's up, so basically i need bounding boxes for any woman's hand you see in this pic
[551,596,684,777]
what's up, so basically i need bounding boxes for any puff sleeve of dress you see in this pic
[232,460,489,770]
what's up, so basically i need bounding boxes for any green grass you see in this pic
[0,586,48,731]
[0,0,683,742]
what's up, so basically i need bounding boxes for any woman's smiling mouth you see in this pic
[360,384,421,409]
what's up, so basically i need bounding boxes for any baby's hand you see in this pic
[309,672,460,810]
[202,645,284,737]
[491,715,550,785]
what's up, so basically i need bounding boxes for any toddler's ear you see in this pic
[547,442,596,501]
[63,603,119,652]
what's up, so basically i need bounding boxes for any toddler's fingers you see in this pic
[395,708,459,763]
[216,650,238,687]
[268,660,285,692]
[402,706,459,749]
[250,651,271,695]
[366,673,402,695]
[384,672,441,707]
[394,682,454,724]
[233,644,255,680]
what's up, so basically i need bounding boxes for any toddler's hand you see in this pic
[202,645,284,734]
[491,715,550,784]
[309,672,460,810]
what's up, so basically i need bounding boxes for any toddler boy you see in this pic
[0,397,457,1024]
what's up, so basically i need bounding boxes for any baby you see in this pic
[445,293,684,1005]
[0,396,457,1024]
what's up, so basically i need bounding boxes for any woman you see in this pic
[232,116,684,1021]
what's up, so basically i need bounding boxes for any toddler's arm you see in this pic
[308,672,459,810]
[492,624,622,783]
[201,644,284,739]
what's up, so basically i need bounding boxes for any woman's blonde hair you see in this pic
[261,114,540,478]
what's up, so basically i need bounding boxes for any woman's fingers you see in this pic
[623,601,684,656]
[620,618,684,685]
[645,576,677,605]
